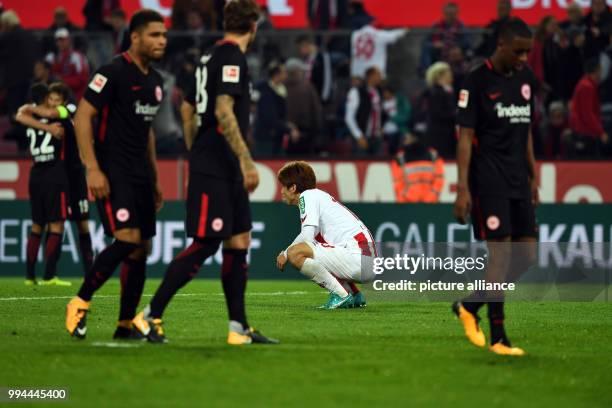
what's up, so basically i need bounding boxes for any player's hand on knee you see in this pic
[87,168,110,199]
[241,159,259,193]
[453,189,471,224]
[276,251,288,270]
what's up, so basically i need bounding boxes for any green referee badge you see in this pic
[299,196,305,214]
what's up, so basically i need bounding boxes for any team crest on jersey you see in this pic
[88,73,108,93]
[486,215,500,231]
[116,208,130,222]
[521,84,531,100]
[222,65,240,83]
[458,89,469,108]
[299,196,305,214]
[155,86,163,102]
[212,218,224,232]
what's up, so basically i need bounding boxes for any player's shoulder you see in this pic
[465,62,489,79]
[213,42,244,61]
[300,188,329,203]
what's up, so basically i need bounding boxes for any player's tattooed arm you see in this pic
[180,101,196,151]
[15,104,64,138]
[215,94,259,192]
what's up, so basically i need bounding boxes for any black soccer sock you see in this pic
[221,249,249,329]
[26,232,42,280]
[488,301,508,345]
[43,232,63,280]
[461,291,485,315]
[78,232,94,276]
[118,257,146,321]
[77,240,139,301]
[149,238,220,318]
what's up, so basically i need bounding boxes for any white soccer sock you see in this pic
[300,258,349,297]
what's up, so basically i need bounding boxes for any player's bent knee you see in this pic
[31,223,43,234]
[48,222,64,234]
[224,231,250,250]
[77,220,90,233]
[287,243,313,267]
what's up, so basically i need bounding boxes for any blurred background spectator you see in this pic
[543,101,572,159]
[171,0,220,30]
[344,66,383,155]
[108,8,129,54]
[43,7,86,55]
[424,62,456,158]
[285,58,323,155]
[569,58,608,158]
[381,83,410,155]
[297,35,334,105]
[422,2,471,69]
[529,16,563,105]
[83,0,119,31]
[351,23,406,79]
[583,0,611,60]
[45,28,89,100]
[308,0,349,30]
[476,0,512,57]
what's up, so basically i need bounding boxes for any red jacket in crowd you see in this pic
[45,49,90,100]
[569,75,604,139]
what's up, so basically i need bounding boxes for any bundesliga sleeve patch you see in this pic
[299,196,305,214]
[222,65,240,83]
[88,73,108,93]
[458,89,469,108]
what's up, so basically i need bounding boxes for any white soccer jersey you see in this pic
[350,25,406,78]
[299,189,377,256]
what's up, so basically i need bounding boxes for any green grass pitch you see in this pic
[0,278,610,407]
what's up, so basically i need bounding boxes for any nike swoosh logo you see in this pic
[131,86,142,91]
[76,327,87,336]
[489,92,502,100]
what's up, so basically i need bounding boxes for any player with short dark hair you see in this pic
[453,17,538,356]
[133,0,277,345]
[65,9,167,340]
[16,83,74,287]
[18,82,94,282]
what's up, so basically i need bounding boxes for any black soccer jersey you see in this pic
[83,52,163,183]
[186,41,251,181]
[26,116,68,183]
[457,60,538,199]
[62,114,82,173]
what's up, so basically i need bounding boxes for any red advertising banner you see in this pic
[2,0,607,29]
[2,159,611,203]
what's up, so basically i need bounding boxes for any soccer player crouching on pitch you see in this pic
[276,161,377,309]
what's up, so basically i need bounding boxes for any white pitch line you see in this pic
[91,341,143,348]
[0,291,310,302]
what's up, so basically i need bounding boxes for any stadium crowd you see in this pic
[0,0,611,159]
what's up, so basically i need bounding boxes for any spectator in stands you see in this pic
[561,27,586,101]
[175,49,199,98]
[82,0,118,31]
[285,58,323,155]
[108,9,129,54]
[381,84,411,156]
[345,66,384,155]
[448,45,469,101]
[171,0,218,30]
[584,0,612,60]
[601,33,612,140]
[529,16,563,104]
[351,24,406,79]
[347,0,374,30]
[543,101,572,159]
[253,62,294,156]
[297,35,334,105]
[45,28,89,100]
[422,2,471,68]
[168,9,208,56]
[476,0,512,57]
[569,58,608,157]
[0,10,39,130]
[27,60,60,102]
[560,2,586,36]
[43,7,85,54]
[257,5,274,30]
[308,0,349,29]
[424,62,456,158]
[391,133,444,203]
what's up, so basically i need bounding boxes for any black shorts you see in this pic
[96,179,156,239]
[29,179,68,225]
[67,169,89,221]
[186,174,252,239]
[471,195,538,240]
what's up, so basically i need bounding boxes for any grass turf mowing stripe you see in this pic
[0,291,311,301]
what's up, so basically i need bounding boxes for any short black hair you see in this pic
[498,17,533,42]
[47,82,70,102]
[268,61,284,78]
[129,9,164,33]
[29,83,48,105]
[365,66,379,79]
[584,57,600,74]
